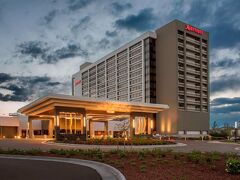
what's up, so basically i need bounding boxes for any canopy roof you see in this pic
[18,94,169,117]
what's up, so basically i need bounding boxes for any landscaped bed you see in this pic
[0,148,239,179]
[58,137,176,145]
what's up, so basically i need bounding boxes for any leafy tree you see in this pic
[115,120,130,148]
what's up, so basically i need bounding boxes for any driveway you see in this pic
[0,157,101,180]
[0,138,240,154]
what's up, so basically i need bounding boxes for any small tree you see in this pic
[115,119,130,148]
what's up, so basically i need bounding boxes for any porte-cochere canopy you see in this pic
[18,94,169,140]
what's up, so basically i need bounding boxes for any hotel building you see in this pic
[17,19,209,140]
[72,19,209,135]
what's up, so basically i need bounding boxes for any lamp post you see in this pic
[234,121,238,143]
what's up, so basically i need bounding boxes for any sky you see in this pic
[0,0,240,127]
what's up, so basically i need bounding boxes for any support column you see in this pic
[70,113,72,134]
[147,114,153,135]
[130,113,135,138]
[82,112,86,137]
[48,119,53,138]
[74,114,77,134]
[104,121,108,137]
[54,109,60,141]
[89,119,93,138]
[28,117,33,138]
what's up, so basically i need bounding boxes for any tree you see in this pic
[115,119,130,148]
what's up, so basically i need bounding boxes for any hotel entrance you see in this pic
[59,112,83,134]
[18,94,168,140]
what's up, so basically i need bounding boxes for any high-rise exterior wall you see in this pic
[72,32,157,103]
[155,20,209,134]
[72,19,209,134]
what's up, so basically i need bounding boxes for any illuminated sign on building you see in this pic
[185,25,203,35]
[75,79,81,86]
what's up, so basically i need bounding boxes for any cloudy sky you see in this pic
[0,0,239,127]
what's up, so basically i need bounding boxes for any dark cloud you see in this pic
[71,16,91,32]
[44,10,58,24]
[211,75,240,94]
[115,8,157,32]
[110,2,132,15]
[211,97,240,106]
[17,41,48,62]
[98,38,110,49]
[0,73,61,101]
[0,73,13,83]
[182,0,240,48]
[48,44,88,62]
[206,23,240,48]
[17,41,88,64]
[211,103,240,114]
[211,59,240,69]
[68,0,94,11]
[105,30,117,37]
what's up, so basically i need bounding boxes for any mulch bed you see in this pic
[34,151,240,180]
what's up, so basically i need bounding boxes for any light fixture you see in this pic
[83,116,86,127]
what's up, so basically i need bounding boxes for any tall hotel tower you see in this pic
[72,20,209,135]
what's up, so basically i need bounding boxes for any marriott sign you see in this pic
[185,25,204,35]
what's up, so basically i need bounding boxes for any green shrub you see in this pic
[130,162,136,166]
[118,150,127,159]
[49,149,59,154]
[25,149,42,155]
[138,150,145,160]
[152,148,167,158]
[81,138,175,146]
[173,152,181,160]
[187,151,203,164]
[139,164,147,173]
[224,152,238,159]
[226,158,240,174]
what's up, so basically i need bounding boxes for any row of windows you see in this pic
[80,40,145,102]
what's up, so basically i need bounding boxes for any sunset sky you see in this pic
[0,0,240,127]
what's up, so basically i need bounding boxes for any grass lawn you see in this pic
[0,148,239,179]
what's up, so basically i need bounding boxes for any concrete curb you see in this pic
[207,141,240,145]
[0,155,126,180]
[43,141,187,149]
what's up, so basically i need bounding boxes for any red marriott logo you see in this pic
[75,79,81,86]
[185,25,203,35]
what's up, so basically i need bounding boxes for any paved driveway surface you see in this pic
[0,157,101,180]
[0,139,240,154]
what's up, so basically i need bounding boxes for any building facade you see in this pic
[72,19,209,135]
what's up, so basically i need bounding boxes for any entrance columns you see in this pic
[130,113,135,137]
[48,118,53,138]
[89,119,93,138]
[104,121,108,137]
[28,117,33,138]
[82,113,86,135]
[54,109,60,141]
[147,114,152,135]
